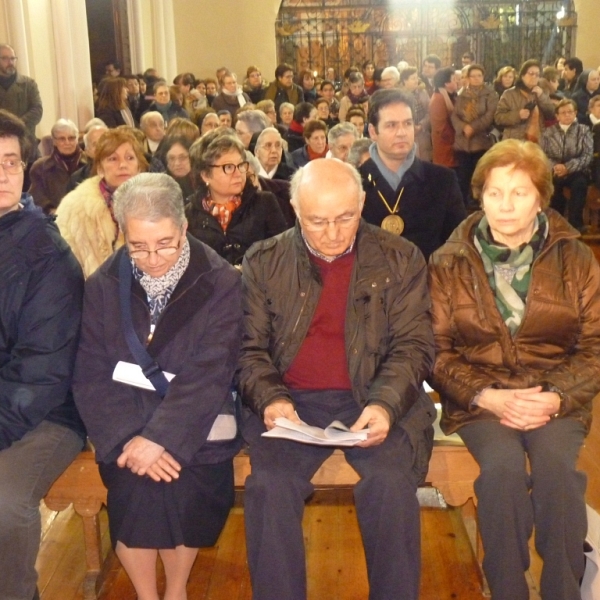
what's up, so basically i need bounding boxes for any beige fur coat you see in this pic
[56,176,124,279]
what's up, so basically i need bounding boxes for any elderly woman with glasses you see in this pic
[541,98,593,232]
[185,131,287,266]
[494,59,555,142]
[73,172,242,600]
[429,139,600,600]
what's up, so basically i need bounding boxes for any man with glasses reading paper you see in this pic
[237,158,435,600]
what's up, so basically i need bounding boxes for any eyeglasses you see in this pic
[128,238,181,260]
[209,161,250,175]
[54,136,77,143]
[0,159,25,174]
[558,109,575,115]
[167,154,190,164]
[300,214,360,232]
[525,71,540,77]
[0,56,17,62]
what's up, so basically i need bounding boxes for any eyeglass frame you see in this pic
[0,56,17,62]
[208,161,250,175]
[127,236,182,260]
[299,213,361,232]
[0,159,26,175]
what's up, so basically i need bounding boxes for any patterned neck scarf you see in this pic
[202,195,241,231]
[473,212,548,335]
[99,178,120,241]
[132,238,190,325]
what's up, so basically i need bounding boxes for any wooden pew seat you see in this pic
[44,413,481,599]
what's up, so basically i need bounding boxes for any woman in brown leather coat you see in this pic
[428,139,600,600]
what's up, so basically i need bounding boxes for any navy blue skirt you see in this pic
[99,459,234,549]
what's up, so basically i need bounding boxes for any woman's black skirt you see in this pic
[99,459,234,549]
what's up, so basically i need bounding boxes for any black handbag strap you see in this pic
[119,251,170,398]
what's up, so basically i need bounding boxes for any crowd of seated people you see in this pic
[22,54,600,269]
[4,47,600,600]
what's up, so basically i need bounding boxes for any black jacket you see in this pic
[359,157,466,261]
[0,195,85,450]
[73,237,242,464]
[185,182,288,266]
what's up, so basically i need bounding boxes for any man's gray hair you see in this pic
[113,173,186,232]
[236,109,270,134]
[348,138,373,168]
[83,125,108,149]
[140,111,165,129]
[290,158,363,211]
[51,118,78,138]
[83,118,106,132]
[255,126,282,148]
[328,122,359,146]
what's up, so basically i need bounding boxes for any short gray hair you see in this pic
[381,66,400,84]
[328,122,359,146]
[290,159,363,211]
[245,150,261,175]
[140,111,165,130]
[113,173,186,232]
[348,138,373,168]
[83,125,108,149]
[255,126,282,148]
[279,102,294,117]
[236,109,270,134]
[83,118,107,132]
[51,118,78,138]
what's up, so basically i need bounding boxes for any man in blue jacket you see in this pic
[0,110,85,600]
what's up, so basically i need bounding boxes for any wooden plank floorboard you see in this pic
[39,492,544,600]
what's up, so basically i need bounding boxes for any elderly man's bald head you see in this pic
[290,158,363,211]
[290,159,364,258]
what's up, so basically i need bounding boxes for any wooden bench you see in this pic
[44,432,481,599]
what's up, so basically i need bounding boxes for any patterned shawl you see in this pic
[473,212,548,335]
[132,238,191,325]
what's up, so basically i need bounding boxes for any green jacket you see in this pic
[0,73,43,138]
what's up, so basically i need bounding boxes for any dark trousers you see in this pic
[550,171,590,229]
[244,390,420,600]
[456,150,486,206]
[458,419,587,600]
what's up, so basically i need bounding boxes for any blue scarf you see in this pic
[369,142,417,190]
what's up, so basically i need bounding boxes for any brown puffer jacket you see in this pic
[428,210,600,435]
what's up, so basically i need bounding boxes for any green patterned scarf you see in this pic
[473,212,548,335]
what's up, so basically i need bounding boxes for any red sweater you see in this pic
[284,251,355,390]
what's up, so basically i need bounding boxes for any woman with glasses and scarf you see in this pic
[185,131,286,266]
[429,139,600,600]
[73,172,243,600]
[494,59,555,142]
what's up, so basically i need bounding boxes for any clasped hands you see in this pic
[264,399,391,447]
[477,386,561,431]
[117,435,181,482]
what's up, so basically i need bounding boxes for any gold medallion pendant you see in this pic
[381,214,405,235]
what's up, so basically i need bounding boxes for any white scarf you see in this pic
[222,86,247,108]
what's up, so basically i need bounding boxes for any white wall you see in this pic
[171,0,280,81]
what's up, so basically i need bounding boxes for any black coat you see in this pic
[185,182,288,266]
[359,157,466,261]
[73,237,242,464]
[0,195,85,450]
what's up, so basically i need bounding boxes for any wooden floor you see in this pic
[36,489,542,600]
